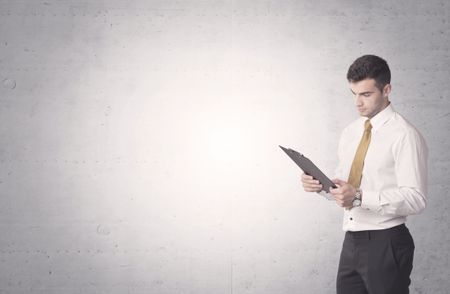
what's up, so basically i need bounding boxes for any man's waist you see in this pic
[345,223,409,239]
[342,210,406,232]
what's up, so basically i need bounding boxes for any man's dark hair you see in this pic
[347,55,391,91]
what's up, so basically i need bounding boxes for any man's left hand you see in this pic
[330,179,357,210]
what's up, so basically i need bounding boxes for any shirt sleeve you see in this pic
[361,129,428,216]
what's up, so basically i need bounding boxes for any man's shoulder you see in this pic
[390,112,424,137]
[389,111,428,148]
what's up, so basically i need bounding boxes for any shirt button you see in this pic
[350,217,353,221]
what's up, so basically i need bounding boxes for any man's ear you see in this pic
[383,84,392,98]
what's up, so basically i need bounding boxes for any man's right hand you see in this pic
[301,173,323,192]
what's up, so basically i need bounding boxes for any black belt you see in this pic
[346,223,409,239]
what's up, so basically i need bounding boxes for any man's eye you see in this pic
[363,93,371,97]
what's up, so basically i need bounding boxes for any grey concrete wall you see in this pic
[0,0,449,293]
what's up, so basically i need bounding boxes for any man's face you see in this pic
[349,78,391,118]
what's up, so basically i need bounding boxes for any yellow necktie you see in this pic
[347,119,372,188]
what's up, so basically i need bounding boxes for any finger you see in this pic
[305,182,323,189]
[306,180,321,185]
[304,187,321,192]
[302,178,319,184]
[303,181,322,188]
[305,188,320,192]
[303,184,323,191]
[329,188,341,195]
[332,179,346,186]
[301,174,313,180]
[303,183,322,188]
[330,183,341,190]
[302,179,321,187]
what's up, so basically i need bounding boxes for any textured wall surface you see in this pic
[0,1,449,293]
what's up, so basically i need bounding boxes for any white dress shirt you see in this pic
[334,103,428,231]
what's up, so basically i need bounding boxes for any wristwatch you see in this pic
[352,188,362,207]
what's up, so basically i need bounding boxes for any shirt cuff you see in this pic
[360,189,381,211]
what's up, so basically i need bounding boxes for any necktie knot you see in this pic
[364,119,372,132]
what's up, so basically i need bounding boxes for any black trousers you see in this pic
[336,224,415,294]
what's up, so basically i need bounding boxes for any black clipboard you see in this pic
[279,145,337,193]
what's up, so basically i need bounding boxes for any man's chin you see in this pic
[359,113,371,118]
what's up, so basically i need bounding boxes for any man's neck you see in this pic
[366,100,390,119]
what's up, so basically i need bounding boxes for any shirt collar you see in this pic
[361,103,395,133]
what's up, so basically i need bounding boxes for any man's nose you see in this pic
[355,95,363,106]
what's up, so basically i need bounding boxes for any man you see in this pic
[301,55,428,294]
